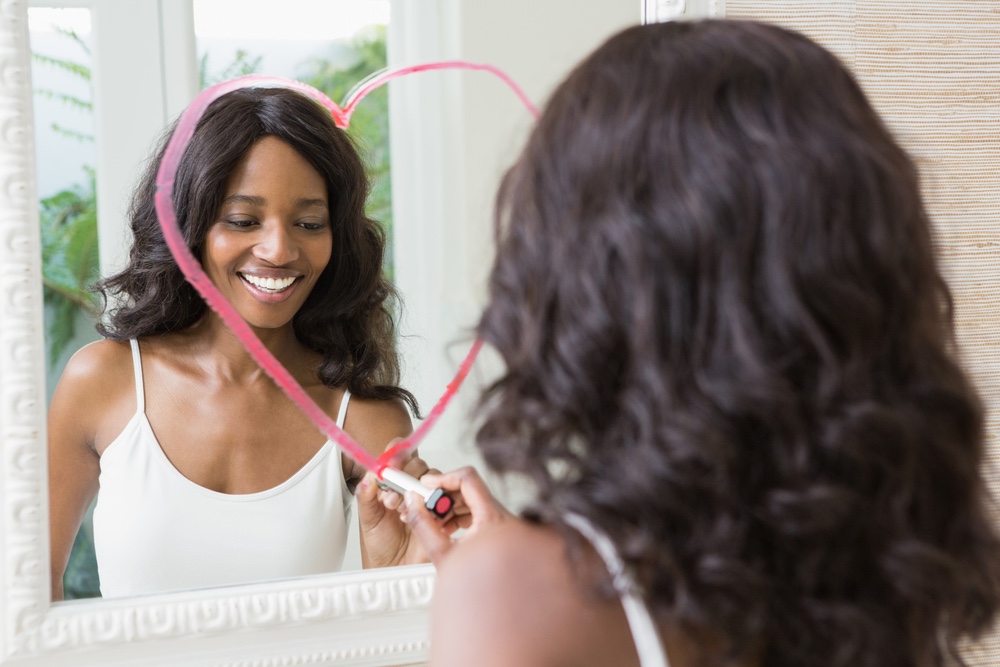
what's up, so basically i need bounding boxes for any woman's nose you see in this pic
[253,223,299,265]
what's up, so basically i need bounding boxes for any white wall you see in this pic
[387,1,640,481]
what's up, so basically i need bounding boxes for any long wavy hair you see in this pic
[476,20,1000,667]
[97,87,416,412]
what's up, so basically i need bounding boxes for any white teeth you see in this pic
[242,274,296,293]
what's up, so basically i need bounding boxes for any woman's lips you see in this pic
[238,272,301,302]
[241,273,296,292]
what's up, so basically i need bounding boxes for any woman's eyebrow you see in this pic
[220,195,327,208]
[222,194,265,206]
[296,197,328,208]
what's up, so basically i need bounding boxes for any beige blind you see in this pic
[721,1,1000,661]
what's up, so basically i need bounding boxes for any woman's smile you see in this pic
[237,271,303,301]
[240,274,298,293]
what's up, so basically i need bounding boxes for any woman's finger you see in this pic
[402,491,454,566]
[419,467,510,521]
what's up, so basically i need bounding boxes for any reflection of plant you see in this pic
[300,26,393,277]
[200,49,263,88]
[39,170,101,367]
[62,500,100,599]
[33,27,94,143]
[33,26,100,369]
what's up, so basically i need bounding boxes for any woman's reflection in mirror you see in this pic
[48,87,431,601]
[397,20,1000,667]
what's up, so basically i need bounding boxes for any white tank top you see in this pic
[93,339,353,599]
[564,513,671,667]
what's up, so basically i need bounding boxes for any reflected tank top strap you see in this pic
[336,388,351,428]
[564,513,670,667]
[128,339,145,414]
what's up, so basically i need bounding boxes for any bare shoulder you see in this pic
[436,519,568,608]
[430,522,568,666]
[435,521,744,667]
[54,339,135,413]
[430,519,643,667]
[430,520,594,667]
[60,338,132,383]
[342,394,413,457]
[49,339,136,453]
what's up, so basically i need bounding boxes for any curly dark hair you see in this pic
[475,19,1000,667]
[96,86,416,412]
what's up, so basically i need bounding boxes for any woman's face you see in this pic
[203,136,333,332]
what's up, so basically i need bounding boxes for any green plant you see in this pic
[39,170,101,367]
[33,26,101,369]
[32,27,94,142]
[199,48,263,88]
[299,26,393,278]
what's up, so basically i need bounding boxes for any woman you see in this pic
[398,20,1000,667]
[48,87,427,600]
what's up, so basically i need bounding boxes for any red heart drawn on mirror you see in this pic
[154,63,539,474]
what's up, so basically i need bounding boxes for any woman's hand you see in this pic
[355,441,440,568]
[398,466,513,566]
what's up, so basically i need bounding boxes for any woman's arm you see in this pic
[425,519,576,667]
[47,342,123,600]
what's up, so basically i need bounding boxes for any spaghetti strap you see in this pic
[564,513,670,667]
[335,388,351,428]
[128,339,145,414]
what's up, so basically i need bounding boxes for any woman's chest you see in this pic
[142,375,343,494]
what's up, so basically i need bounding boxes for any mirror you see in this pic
[2,0,644,665]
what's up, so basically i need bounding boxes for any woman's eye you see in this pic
[297,221,328,231]
[225,218,256,228]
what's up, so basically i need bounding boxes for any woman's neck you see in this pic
[176,314,312,385]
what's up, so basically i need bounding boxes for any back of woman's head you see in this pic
[98,86,414,409]
[477,19,1000,667]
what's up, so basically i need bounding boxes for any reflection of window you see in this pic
[194,0,396,279]
[30,7,100,376]
[31,6,102,600]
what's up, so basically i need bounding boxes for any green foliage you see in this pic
[200,49,264,88]
[63,500,100,599]
[32,24,100,368]
[299,26,393,278]
[45,122,93,143]
[33,87,93,115]
[32,26,94,142]
[33,50,91,79]
[39,169,101,368]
